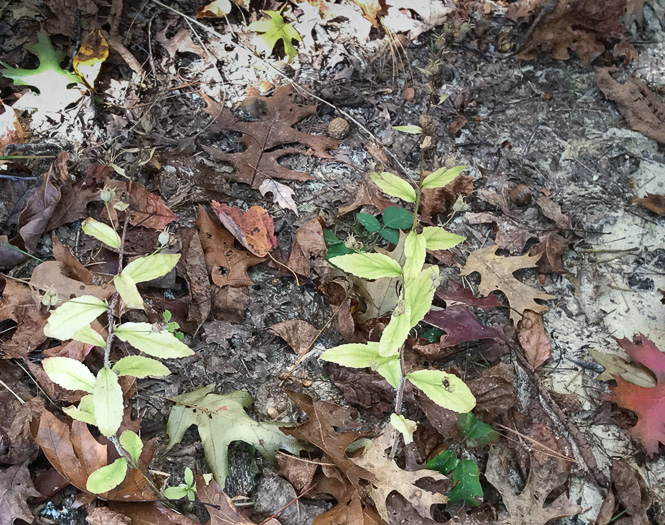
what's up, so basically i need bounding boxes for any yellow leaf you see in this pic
[73,28,109,89]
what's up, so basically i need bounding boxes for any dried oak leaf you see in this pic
[485,447,582,524]
[603,335,665,456]
[517,310,553,368]
[460,245,555,325]
[106,180,177,230]
[591,349,656,387]
[277,452,317,493]
[599,459,652,525]
[351,432,448,522]
[435,281,502,310]
[529,232,569,274]
[466,212,537,254]
[595,67,665,144]
[197,205,263,287]
[631,193,665,215]
[31,410,157,501]
[420,174,473,222]
[202,86,338,188]
[338,177,393,216]
[312,472,381,525]
[212,201,276,257]
[269,319,319,355]
[287,217,327,278]
[0,462,40,525]
[176,227,212,329]
[515,0,625,65]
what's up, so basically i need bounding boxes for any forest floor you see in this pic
[1,0,665,524]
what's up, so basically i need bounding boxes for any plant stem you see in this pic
[103,216,129,368]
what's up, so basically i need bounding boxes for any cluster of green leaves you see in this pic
[42,218,193,494]
[249,10,301,63]
[320,165,472,419]
[164,467,196,501]
[426,413,498,506]
[163,310,184,341]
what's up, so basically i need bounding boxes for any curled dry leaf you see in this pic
[197,206,263,287]
[109,502,199,525]
[287,217,327,278]
[338,177,393,216]
[269,319,319,355]
[175,228,211,329]
[259,179,299,215]
[212,201,276,257]
[420,174,473,222]
[517,310,553,368]
[105,180,177,230]
[529,232,569,275]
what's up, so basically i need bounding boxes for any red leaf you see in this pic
[435,281,501,310]
[423,306,507,348]
[604,335,665,456]
[211,201,276,257]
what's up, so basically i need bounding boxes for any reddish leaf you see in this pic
[604,335,665,456]
[435,281,501,310]
[211,201,276,257]
[197,206,263,287]
[517,310,553,368]
[424,306,507,348]
[106,180,177,230]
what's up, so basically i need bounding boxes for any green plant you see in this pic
[357,206,413,245]
[164,467,196,501]
[426,413,498,506]
[163,310,184,341]
[41,213,193,495]
[320,144,473,436]
[248,10,301,63]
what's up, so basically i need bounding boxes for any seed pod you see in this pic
[328,117,350,139]
[509,184,532,207]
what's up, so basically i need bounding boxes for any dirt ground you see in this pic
[1,0,665,524]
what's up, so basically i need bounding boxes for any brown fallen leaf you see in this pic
[202,86,338,188]
[196,0,232,18]
[420,174,474,221]
[259,179,299,215]
[156,25,205,60]
[86,506,131,525]
[529,232,569,274]
[269,319,319,355]
[435,280,502,310]
[52,235,94,284]
[0,276,48,359]
[631,193,665,215]
[109,502,199,525]
[212,201,276,257]
[287,217,327,278]
[312,472,382,525]
[517,310,553,368]
[197,206,263,288]
[597,460,652,525]
[338,177,393,216]
[0,462,40,525]
[536,195,572,230]
[485,447,582,524]
[176,228,212,329]
[106,180,177,230]
[30,260,112,302]
[277,453,317,493]
[466,212,537,254]
[591,349,656,387]
[0,102,24,156]
[595,67,665,144]
[460,245,556,325]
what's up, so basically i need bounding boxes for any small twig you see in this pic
[494,423,577,463]
[267,253,300,287]
[0,377,25,404]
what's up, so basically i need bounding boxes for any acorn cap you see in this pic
[328,117,350,139]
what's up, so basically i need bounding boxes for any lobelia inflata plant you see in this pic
[41,191,193,495]
[320,155,476,445]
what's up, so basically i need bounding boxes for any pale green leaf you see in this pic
[86,458,127,494]
[374,357,401,388]
[379,304,411,357]
[164,486,189,500]
[72,325,106,348]
[114,322,194,358]
[112,355,171,378]
[121,253,181,283]
[331,253,402,280]
[422,226,465,251]
[249,11,301,62]
[114,273,144,310]
[63,394,96,425]
[44,295,107,341]
[319,342,382,368]
[167,386,309,487]
[81,218,121,249]
[42,357,96,393]
[407,370,476,413]
[404,231,426,283]
[393,125,422,134]
[405,266,439,329]
[421,165,466,189]
[119,430,143,464]
[93,367,124,437]
[370,172,416,203]
[390,414,417,445]
[184,467,194,487]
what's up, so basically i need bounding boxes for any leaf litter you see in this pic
[1,1,665,524]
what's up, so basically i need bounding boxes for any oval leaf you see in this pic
[72,325,106,348]
[330,252,402,280]
[164,486,189,500]
[407,369,476,413]
[114,322,194,358]
[382,206,413,230]
[93,367,123,436]
[44,295,107,341]
[112,355,171,378]
[121,253,181,283]
[357,213,382,233]
[81,217,121,249]
[374,357,401,388]
[86,458,128,494]
[43,357,96,393]
[405,266,439,329]
[404,231,426,283]
[390,414,417,445]
[320,342,382,368]
[63,394,96,425]
[421,165,466,189]
[114,273,144,310]
[423,226,466,251]
[379,304,412,357]
[119,430,143,464]
[393,125,423,134]
[370,172,416,203]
